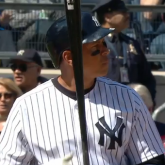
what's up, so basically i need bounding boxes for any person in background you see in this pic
[9,49,48,93]
[141,0,165,70]
[92,0,156,106]
[0,1,15,67]
[140,0,165,33]
[0,0,12,27]
[128,83,154,113]
[0,78,22,133]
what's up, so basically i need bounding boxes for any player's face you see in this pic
[82,38,110,78]
[105,11,130,32]
[11,60,41,91]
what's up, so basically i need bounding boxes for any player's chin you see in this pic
[98,66,109,77]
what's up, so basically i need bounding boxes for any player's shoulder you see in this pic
[96,77,142,105]
[96,77,131,90]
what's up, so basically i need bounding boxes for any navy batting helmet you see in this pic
[45,12,115,68]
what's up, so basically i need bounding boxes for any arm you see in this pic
[140,0,163,20]
[126,90,165,165]
[0,99,33,165]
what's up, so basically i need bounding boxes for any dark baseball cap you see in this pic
[46,12,115,68]
[92,0,128,13]
[10,49,43,67]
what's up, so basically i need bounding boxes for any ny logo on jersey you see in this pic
[95,116,125,150]
[92,16,100,27]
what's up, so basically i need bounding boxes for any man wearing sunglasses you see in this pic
[9,49,48,93]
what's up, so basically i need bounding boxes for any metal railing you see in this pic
[0,3,165,64]
[0,3,165,12]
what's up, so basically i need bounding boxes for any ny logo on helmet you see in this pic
[92,16,100,27]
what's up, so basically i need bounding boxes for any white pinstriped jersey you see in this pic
[0,77,164,165]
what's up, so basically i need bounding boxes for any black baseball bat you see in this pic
[63,1,90,165]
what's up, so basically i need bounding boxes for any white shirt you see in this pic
[0,77,164,165]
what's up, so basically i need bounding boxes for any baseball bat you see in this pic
[63,1,90,165]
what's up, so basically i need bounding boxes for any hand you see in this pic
[0,11,13,25]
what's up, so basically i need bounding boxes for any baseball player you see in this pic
[0,12,165,165]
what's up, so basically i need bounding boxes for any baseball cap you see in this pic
[92,0,128,13]
[10,49,43,67]
[45,12,115,68]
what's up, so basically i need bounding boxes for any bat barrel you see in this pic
[64,1,90,165]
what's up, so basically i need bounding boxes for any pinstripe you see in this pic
[29,96,43,162]
[54,88,65,156]
[20,105,33,164]
[104,82,114,165]
[0,78,164,165]
[8,131,22,164]
[0,106,18,143]
[42,90,55,159]
[103,82,114,164]
[87,92,99,165]
[48,87,60,158]
[98,82,111,165]
[139,104,165,154]
[68,98,81,165]
[61,92,73,165]
[126,90,140,164]
[24,98,36,158]
[93,83,105,165]
[114,86,120,159]
[36,93,49,161]
[0,110,19,152]
[3,121,20,165]
[133,92,165,155]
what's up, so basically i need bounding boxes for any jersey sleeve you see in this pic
[0,98,33,165]
[126,91,165,165]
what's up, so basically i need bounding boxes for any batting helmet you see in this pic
[45,12,115,68]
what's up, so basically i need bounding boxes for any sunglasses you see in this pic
[10,63,37,72]
[0,92,14,99]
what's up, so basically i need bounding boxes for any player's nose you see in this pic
[101,46,109,57]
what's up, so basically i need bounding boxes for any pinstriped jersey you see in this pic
[0,77,164,165]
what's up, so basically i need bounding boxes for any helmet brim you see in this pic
[82,27,115,44]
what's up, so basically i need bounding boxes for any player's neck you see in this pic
[59,75,95,92]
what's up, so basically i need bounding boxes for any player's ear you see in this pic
[62,50,72,66]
